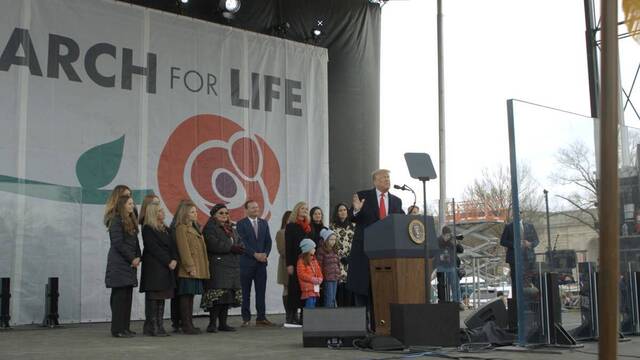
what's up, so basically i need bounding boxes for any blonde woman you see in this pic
[105,195,141,338]
[140,200,177,336]
[174,201,210,334]
[284,202,310,327]
[103,185,132,228]
[138,194,159,226]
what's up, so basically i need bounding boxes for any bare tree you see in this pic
[462,163,544,223]
[551,140,598,231]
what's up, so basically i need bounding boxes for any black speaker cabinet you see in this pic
[302,307,367,348]
[464,298,508,330]
[390,303,460,347]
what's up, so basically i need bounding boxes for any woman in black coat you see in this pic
[200,204,244,332]
[140,200,178,336]
[105,195,141,338]
[284,201,311,326]
[309,206,328,247]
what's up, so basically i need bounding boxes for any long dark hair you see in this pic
[309,206,324,226]
[280,210,292,230]
[331,202,351,228]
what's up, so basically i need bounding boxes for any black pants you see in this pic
[241,265,267,321]
[110,286,133,335]
[353,292,374,332]
[336,283,353,307]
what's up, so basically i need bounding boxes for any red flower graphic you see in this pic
[158,114,280,224]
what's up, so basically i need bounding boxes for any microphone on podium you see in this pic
[394,184,409,191]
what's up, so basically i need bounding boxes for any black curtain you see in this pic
[121,0,381,208]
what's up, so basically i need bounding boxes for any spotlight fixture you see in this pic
[179,0,188,4]
[220,0,241,19]
[307,19,324,44]
[312,28,322,37]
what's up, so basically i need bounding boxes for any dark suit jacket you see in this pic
[237,217,272,268]
[346,188,404,296]
[500,222,539,265]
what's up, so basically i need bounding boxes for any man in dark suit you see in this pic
[237,200,273,327]
[347,169,404,331]
[500,214,539,290]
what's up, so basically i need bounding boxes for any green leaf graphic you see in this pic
[75,135,125,189]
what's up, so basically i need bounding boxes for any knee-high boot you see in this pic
[143,298,158,336]
[179,295,200,335]
[156,300,169,337]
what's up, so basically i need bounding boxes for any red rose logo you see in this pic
[157,114,280,224]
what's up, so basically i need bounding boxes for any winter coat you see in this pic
[175,223,210,280]
[140,225,178,292]
[105,216,141,288]
[297,256,323,299]
[316,246,341,282]
[202,219,241,290]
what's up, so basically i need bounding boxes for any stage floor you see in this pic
[0,311,636,359]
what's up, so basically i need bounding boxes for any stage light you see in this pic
[312,28,322,37]
[180,0,188,4]
[220,0,241,19]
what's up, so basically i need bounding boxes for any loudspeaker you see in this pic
[302,307,367,347]
[390,303,460,347]
[0,278,10,329]
[464,299,508,330]
[42,277,60,328]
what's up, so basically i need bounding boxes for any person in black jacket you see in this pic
[349,169,404,331]
[284,201,311,327]
[201,204,244,332]
[105,195,141,338]
[500,215,539,291]
[140,200,178,336]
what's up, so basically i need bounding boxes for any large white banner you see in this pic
[0,0,329,324]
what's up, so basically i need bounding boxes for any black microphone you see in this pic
[394,184,408,191]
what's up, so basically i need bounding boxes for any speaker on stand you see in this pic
[0,278,11,329]
[42,277,61,328]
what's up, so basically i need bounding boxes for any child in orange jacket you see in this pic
[297,238,323,309]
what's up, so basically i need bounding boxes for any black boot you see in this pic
[156,300,169,337]
[143,299,158,336]
[207,307,218,333]
[170,296,181,333]
[218,305,235,332]
[179,295,200,335]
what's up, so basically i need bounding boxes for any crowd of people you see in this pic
[102,179,361,337]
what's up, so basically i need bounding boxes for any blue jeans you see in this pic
[305,297,317,309]
[323,281,337,308]
[240,265,267,321]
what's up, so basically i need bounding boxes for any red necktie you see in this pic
[379,193,387,219]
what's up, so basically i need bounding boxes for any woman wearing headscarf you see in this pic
[200,204,244,332]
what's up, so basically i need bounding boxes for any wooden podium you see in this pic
[364,214,438,335]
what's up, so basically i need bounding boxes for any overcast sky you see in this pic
[379,0,640,213]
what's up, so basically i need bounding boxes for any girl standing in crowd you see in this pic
[105,195,141,338]
[316,229,340,308]
[285,202,310,327]
[201,204,243,333]
[103,185,132,227]
[309,206,327,246]
[139,194,159,225]
[297,239,323,309]
[275,210,291,324]
[174,201,210,335]
[330,203,355,307]
[140,200,177,337]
